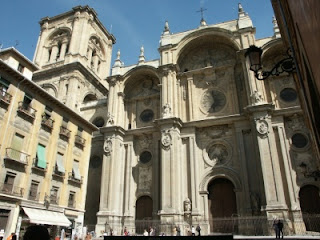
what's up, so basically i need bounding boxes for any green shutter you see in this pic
[36,144,47,169]
[10,134,24,160]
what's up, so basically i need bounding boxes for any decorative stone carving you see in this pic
[139,134,152,149]
[106,112,114,126]
[256,119,269,136]
[251,90,263,104]
[161,130,172,150]
[162,103,171,118]
[104,137,112,155]
[203,140,232,167]
[286,115,304,132]
[138,166,152,190]
[203,125,229,139]
[184,198,192,212]
[207,144,228,164]
[200,89,226,113]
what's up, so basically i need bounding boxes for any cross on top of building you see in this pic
[197,7,207,21]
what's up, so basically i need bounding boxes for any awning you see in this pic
[22,207,71,227]
[72,161,81,180]
[56,153,65,173]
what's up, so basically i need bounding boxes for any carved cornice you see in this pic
[154,117,183,129]
[100,125,126,137]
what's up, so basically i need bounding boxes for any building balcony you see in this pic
[0,183,24,197]
[68,172,83,185]
[4,148,29,166]
[68,200,76,208]
[28,192,40,201]
[17,102,37,122]
[59,126,71,140]
[0,90,12,108]
[52,166,65,179]
[49,196,59,205]
[31,158,47,175]
[75,135,85,148]
[41,116,54,132]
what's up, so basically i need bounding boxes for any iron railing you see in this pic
[0,183,24,197]
[93,215,320,236]
[17,102,37,118]
[0,89,12,105]
[68,172,83,184]
[5,148,29,165]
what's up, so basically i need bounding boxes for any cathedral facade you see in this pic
[31,5,320,236]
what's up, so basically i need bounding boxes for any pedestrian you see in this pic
[6,233,15,240]
[196,224,201,236]
[278,220,284,239]
[0,229,4,240]
[191,226,195,236]
[143,229,148,236]
[149,227,155,236]
[85,232,92,240]
[23,226,50,240]
[176,226,181,236]
[273,219,280,239]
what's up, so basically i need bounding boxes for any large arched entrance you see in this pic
[135,196,153,234]
[208,178,237,233]
[299,185,320,232]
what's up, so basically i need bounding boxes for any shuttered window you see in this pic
[36,144,47,169]
[56,153,65,173]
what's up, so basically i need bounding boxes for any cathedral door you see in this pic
[208,178,237,233]
[135,196,153,234]
[299,185,320,232]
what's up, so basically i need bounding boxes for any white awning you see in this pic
[22,207,71,227]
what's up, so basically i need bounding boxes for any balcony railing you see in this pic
[32,158,47,172]
[68,172,83,184]
[68,199,76,208]
[41,116,54,130]
[0,89,12,106]
[50,195,59,205]
[4,148,29,165]
[52,166,65,178]
[59,126,71,139]
[0,183,24,197]
[28,191,40,201]
[75,135,85,148]
[17,102,37,119]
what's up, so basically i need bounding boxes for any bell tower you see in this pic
[32,5,115,113]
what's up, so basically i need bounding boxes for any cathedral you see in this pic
[11,3,320,236]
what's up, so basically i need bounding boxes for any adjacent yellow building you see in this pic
[0,48,97,239]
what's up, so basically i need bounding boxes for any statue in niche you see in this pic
[184,198,192,212]
[162,103,171,118]
[106,112,114,126]
[251,90,263,104]
[104,137,112,155]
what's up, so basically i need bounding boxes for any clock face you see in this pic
[201,90,226,113]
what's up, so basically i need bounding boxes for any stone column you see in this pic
[248,105,288,218]
[186,74,194,121]
[87,48,93,65]
[49,44,59,63]
[59,40,68,60]
[156,118,183,225]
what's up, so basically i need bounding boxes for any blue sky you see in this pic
[0,0,275,67]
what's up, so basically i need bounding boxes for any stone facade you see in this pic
[0,48,97,239]
[5,4,319,237]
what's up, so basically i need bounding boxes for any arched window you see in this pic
[83,94,97,103]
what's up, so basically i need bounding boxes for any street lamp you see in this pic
[299,162,320,181]
[245,45,295,80]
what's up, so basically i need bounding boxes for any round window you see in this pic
[92,117,105,127]
[292,133,308,149]
[140,109,154,122]
[280,88,297,102]
[139,151,152,164]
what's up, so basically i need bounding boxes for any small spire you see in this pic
[197,7,207,27]
[238,3,246,18]
[113,49,122,67]
[163,20,170,34]
[138,46,145,64]
[272,16,281,38]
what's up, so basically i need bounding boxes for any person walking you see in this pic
[196,224,201,236]
[273,219,280,239]
[191,226,195,236]
[278,220,284,239]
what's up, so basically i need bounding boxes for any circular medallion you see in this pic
[161,132,172,149]
[207,144,228,164]
[139,151,152,164]
[280,88,297,102]
[256,120,269,135]
[201,90,226,113]
[140,109,154,122]
[292,133,308,149]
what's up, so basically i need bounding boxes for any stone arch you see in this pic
[199,167,242,192]
[87,34,106,57]
[135,195,153,220]
[176,28,240,72]
[41,83,58,98]
[83,93,97,103]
